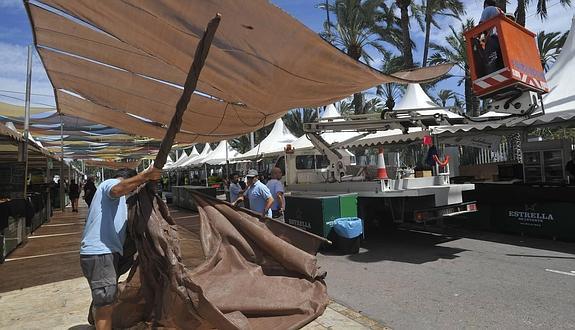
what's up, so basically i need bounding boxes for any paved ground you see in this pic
[0,203,384,329]
[319,228,575,330]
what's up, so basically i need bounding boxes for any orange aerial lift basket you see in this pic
[464,14,549,98]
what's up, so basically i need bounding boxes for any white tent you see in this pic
[396,84,462,119]
[166,150,189,169]
[178,145,200,167]
[201,140,239,165]
[236,119,297,160]
[542,17,575,113]
[165,155,174,167]
[187,143,212,167]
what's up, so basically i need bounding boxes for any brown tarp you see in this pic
[27,0,452,143]
[112,190,328,329]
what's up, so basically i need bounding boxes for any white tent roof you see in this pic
[201,140,239,165]
[396,84,462,119]
[166,150,189,169]
[237,119,297,159]
[165,155,174,167]
[178,145,200,167]
[542,17,575,113]
[187,143,212,167]
[322,103,342,119]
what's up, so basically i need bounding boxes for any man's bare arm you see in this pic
[277,191,285,211]
[263,196,274,216]
[110,167,162,198]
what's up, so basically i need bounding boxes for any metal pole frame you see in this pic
[59,114,65,211]
[23,45,33,197]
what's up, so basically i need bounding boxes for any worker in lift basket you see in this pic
[474,0,506,76]
[79,166,162,330]
[234,169,274,217]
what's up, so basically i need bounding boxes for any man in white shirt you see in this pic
[266,167,285,219]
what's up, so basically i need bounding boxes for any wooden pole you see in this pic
[153,14,221,169]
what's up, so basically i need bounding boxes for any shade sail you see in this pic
[27,0,451,145]
[237,119,297,160]
[84,159,140,170]
[0,101,54,118]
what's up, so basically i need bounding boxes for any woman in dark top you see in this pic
[69,179,80,212]
[83,177,97,208]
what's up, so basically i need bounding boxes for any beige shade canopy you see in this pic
[27,0,451,144]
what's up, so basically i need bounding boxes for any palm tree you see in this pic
[429,19,479,115]
[282,108,319,138]
[434,89,458,107]
[377,49,406,109]
[335,99,354,116]
[361,97,386,113]
[515,0,572,27]
[396,0,415,68]
[421,0,465,67]
[537,30,568,71]
[230,135,251,153]
[318,0,404,114]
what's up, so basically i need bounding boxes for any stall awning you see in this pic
[26,0,451,145]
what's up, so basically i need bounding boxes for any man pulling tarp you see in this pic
[78,13,328,329]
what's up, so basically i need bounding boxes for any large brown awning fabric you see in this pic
[26,0,451,143]
[112,191,328,329]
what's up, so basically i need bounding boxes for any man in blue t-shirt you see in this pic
[235,169,274,217]
[228,173,244,203]
[80,167,161,330]
[266,167,285,219]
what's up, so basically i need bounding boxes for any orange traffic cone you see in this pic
[377,146,388,180]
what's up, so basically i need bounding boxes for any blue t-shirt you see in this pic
[480,6,501,23]
[266,179,285,211]
[480,6,502,35]
[80,179,128,255]
[229,182,242,203]
[245,180,272,217]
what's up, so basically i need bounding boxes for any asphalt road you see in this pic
[318,229,575,329]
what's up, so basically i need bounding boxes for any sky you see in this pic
[0,0,574,110]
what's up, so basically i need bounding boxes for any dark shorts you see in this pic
[80,253,119,307]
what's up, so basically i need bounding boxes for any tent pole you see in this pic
[225,140,229,179]
[59,114,65,211]
[205,163,208,187]
[23,44,33,197]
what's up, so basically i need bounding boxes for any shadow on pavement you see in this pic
[322,229,467,264]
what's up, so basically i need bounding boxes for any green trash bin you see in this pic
[284,194,341,238]
[339,193,358,218]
